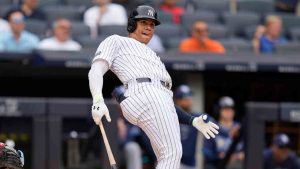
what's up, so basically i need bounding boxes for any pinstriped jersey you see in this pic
[93,34,172,85]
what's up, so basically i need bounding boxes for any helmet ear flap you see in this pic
[127,18,137,33]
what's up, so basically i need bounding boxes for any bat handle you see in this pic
[111,164,118,169]
[99,122,117,166]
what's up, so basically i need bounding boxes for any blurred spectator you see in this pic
[275,0,299,14]
[179,20,225,54]
[160,0,185,24]
[0,17,10,34]
[0,9,39,52]
[174,84,199,169]
[38,18,82,51]
[203,96,244,169]
[252,25,266,54]
[147,34,165,53]
[84,0,127,37]
[253,15,287,54]
[264,133,300,169]
[17,0,46,20]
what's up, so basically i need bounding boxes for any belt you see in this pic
[125,78,171,89]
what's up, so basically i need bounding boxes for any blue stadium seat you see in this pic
[0,0,12,5]
[275,43,300,55]
[181,11,219,32]
[71,21,90,40]
[289,27,300,42]
[220,38,253,53]
[0,5,10,18]
[155,23,184,47]
[25,19,48,39]
[157,10,173,24]
[208,24,228,40]
[98,25,127,37]
[194,0,230,14]
[44,6,83,23]
[64,0,93,9]
[237,0,274,16]
[222,12,260,38]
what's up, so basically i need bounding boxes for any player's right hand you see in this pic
[92,101,111,124]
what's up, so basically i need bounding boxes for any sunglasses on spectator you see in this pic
[193,28,208,33]
[11,16,24,24]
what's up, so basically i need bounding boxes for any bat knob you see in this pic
[111,164,118,169]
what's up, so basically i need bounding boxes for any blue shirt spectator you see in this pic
[259,35,287,54]
[0,31,39,52]
[264,133,300,169]
[0,9,39,52]
[258,15,287,54]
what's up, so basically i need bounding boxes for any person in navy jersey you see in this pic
[174,85,199,169]
[203,96,244,169]
[264,133,300,169]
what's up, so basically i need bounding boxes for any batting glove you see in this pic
[192,114,219,139]
[92,96,111,124]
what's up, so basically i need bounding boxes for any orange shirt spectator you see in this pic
[179,21,225,54]
[160,0,185,24]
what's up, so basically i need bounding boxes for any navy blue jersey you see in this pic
[180,112,199,167]
[264,148,300,169]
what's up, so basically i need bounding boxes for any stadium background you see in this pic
[1,0,300,169]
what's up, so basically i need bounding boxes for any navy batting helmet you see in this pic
[127,5,161,33]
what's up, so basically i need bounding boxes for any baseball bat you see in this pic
[98,121,118,169]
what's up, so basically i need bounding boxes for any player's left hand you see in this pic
[192,114,219,139]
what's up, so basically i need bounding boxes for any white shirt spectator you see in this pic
[84,3,127,28]
[0,19,11,34]
[38,37,82,51]
[147,34,165,53]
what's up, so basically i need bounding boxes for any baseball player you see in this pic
[88,5,219,169]
[0,142,24,169]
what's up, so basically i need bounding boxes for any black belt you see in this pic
[125,78,171,89]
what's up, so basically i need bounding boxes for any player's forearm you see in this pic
[175,105,195,125]
[88,61,109,103]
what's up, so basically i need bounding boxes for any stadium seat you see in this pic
[71,21,90,40]
[181,11,218,32]
[237,0,274,16]
[39,0,60,7]
[64,0,93,8]
[77,35,106,51]
[0,0,12,5]
[277,14,300,32]
[25,19,48,38]
[98,25,127,37]
[220,38,253,53]
[208,24,228,40]
[155,23,184,47]
[44,6,83,23]
[222,12,260,38]
[275,43,300,55]
[194,0,230,14]
[0,5,10,18]
[157,10,173,24]
[289,27,300,42]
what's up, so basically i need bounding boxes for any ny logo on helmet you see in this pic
[147,9,154,17]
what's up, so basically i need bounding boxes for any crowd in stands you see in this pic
[0,0,300,55]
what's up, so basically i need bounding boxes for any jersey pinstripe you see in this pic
[93,34,171,85]
[93,34,182,169]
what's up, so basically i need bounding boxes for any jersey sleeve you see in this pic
[93,35,120,68]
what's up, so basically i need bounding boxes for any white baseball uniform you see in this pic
[93,34,182,169]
